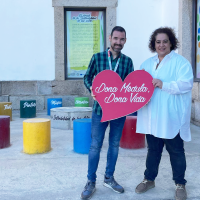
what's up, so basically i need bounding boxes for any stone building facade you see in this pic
[0,0,118,111]
[0,0,199,127]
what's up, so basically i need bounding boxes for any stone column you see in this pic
[179,0,200,126]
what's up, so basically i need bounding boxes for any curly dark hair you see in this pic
[148,27,179,52]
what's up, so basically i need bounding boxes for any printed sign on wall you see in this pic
[66,11,104,78]
[92,70,154,122]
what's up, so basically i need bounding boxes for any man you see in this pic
[81,26,134,199]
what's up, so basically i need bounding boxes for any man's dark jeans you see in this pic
[87,111,126,182]
[144,133,187,185]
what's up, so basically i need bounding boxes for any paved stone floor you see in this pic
[0,111,199,200]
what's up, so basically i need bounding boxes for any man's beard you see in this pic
[111,44,123,53]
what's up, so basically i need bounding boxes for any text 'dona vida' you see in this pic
[94,82,149,103]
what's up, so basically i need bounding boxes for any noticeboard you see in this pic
[66,11,105,78]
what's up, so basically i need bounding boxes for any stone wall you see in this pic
[0,81,93,110]
[192,83,200,126]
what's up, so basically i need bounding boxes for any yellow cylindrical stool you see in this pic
[0,102,12,121]
[23,118,51,154]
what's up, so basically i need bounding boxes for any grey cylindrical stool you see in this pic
[20,100,36,118]
[51,107,92,130]
[73,118,91,154]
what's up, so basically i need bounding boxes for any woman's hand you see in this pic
[152,79,163,89]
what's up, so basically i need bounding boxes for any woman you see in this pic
[135,27,193,200]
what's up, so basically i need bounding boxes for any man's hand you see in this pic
[152,79,163,89]
[90,86,96,100]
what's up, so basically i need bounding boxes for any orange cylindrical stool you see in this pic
[120,116,145,149]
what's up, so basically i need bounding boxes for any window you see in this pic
[65,9,105,79]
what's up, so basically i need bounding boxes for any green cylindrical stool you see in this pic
[75,97,89,107]
[20,100,36,118]
[0,102,12,121]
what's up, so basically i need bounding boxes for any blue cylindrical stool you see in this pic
[47,98,62,115]
[73,118,91,154]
